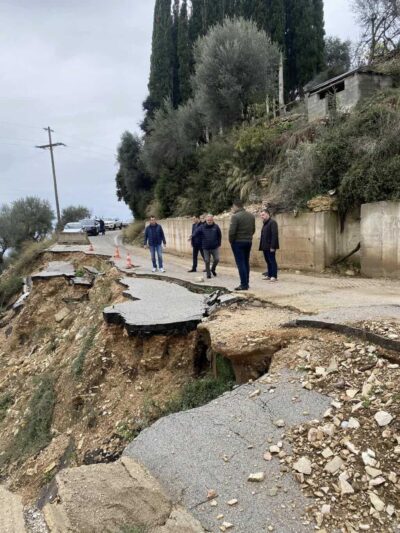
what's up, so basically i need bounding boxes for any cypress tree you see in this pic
[284,0,325,97]
[312,0,325,73]
[189,0,206,44]
[177,0,192,103]
[172,0,181,107]
[267,0,285,47]
[148,0,173,109]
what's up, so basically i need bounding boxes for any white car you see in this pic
[104,218,123,230]
[63,222,84,234]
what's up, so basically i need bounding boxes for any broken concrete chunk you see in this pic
[322,448,334,459]
[227,499,238,506]
[338,472,354,495]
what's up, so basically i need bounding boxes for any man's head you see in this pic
[260,209,271,222]
[149,216,157,225]
[200,214,206,223]
[232,199,244,213]
[206,214,214,225]
[192,215,200,223]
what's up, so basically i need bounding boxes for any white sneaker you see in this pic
[269,277,277,282]
[160,268,165,273]
[152,267,157,273]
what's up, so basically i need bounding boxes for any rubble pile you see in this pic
[357,320,400,341]
[285,337,400,532]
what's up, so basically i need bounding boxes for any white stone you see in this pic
[374,411,393,427]
[248,472,265,482]
[321,504,331,514]
[347,417,360,429]
[322,448,334,459]
[293,457,312,475]
[338,473,354,495]
[324,456,344,474]
[365,466,383,478]
[369,492,385,512]
[227,499,238,506]
[369,476,385,487]
[274,419,285,428]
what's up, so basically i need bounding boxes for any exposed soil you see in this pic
[0,253,205,504]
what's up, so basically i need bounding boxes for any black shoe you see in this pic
[207,274,212,279]
[234,285,248,291]
[188,269,196,272]
[211,270,217,277]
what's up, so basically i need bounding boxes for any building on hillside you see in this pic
[305,67,394,122]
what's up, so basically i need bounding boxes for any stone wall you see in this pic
[361,201,400,278]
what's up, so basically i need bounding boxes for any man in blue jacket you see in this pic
[193,214,221,279]
[144,216,166,273]
[188,215,205,272]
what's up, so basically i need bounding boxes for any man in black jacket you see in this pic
[188,215,205,272]
[259,209,279,282]
[229,199,256,291]
[193,214,221,279]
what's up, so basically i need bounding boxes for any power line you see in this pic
[36,127,66,224]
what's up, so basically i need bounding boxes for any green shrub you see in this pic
[1,375,56,465]
[0,392,14,422]
[122,220,145,245]
[72,326,97,378]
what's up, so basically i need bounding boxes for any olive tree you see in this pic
[60,205,91,227]
[192,17,280,132]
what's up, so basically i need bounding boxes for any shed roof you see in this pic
[306,67,390,96]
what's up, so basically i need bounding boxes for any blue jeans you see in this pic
[149,245,163,269]
[231,241,252,288]
[263,250,278,278]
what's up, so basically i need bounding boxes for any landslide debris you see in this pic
[0,253,219,504]
[269,326,400,532]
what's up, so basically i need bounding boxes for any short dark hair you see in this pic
[150,215,156,219]
[233,199,243,208]
[261,208,271,215]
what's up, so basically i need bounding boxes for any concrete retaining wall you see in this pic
[160,201,400,277]
[361,201,400,278]
[160,211,340,272]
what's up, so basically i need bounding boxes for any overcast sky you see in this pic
[0,0,359,220]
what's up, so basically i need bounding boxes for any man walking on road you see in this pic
[229,199,256,291]
[144,216,166,273]
[259,209,279,282]
[194,214,221,279]
[188,215,205,272]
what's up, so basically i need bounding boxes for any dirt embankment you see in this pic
[0,253,201,504]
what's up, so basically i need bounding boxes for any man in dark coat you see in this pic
[188,215,205,272]
[99,218,106,236]
[229,199,256,291]
[259,209,279,282]
[144,216,167,273]
[193,214,221,279]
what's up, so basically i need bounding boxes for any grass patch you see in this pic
[119,526,148,533]
[0,392,14,422]
[1,375,55,466]
[122,220,145,245]
[72,326,97,378]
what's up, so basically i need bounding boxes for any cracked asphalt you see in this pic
[124,370,331,533]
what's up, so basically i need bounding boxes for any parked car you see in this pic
[63,222,84,234]
[79,219,100,236]
[104,218,123,230]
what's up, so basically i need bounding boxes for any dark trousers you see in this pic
[263,250,278,278]
[192,246,205,271]
[231,241,252,288]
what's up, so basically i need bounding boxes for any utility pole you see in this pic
[36,127,66,225]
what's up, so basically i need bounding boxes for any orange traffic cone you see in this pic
[89,243,94,252]
[114,246,121,260]
[126,253,133,269]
